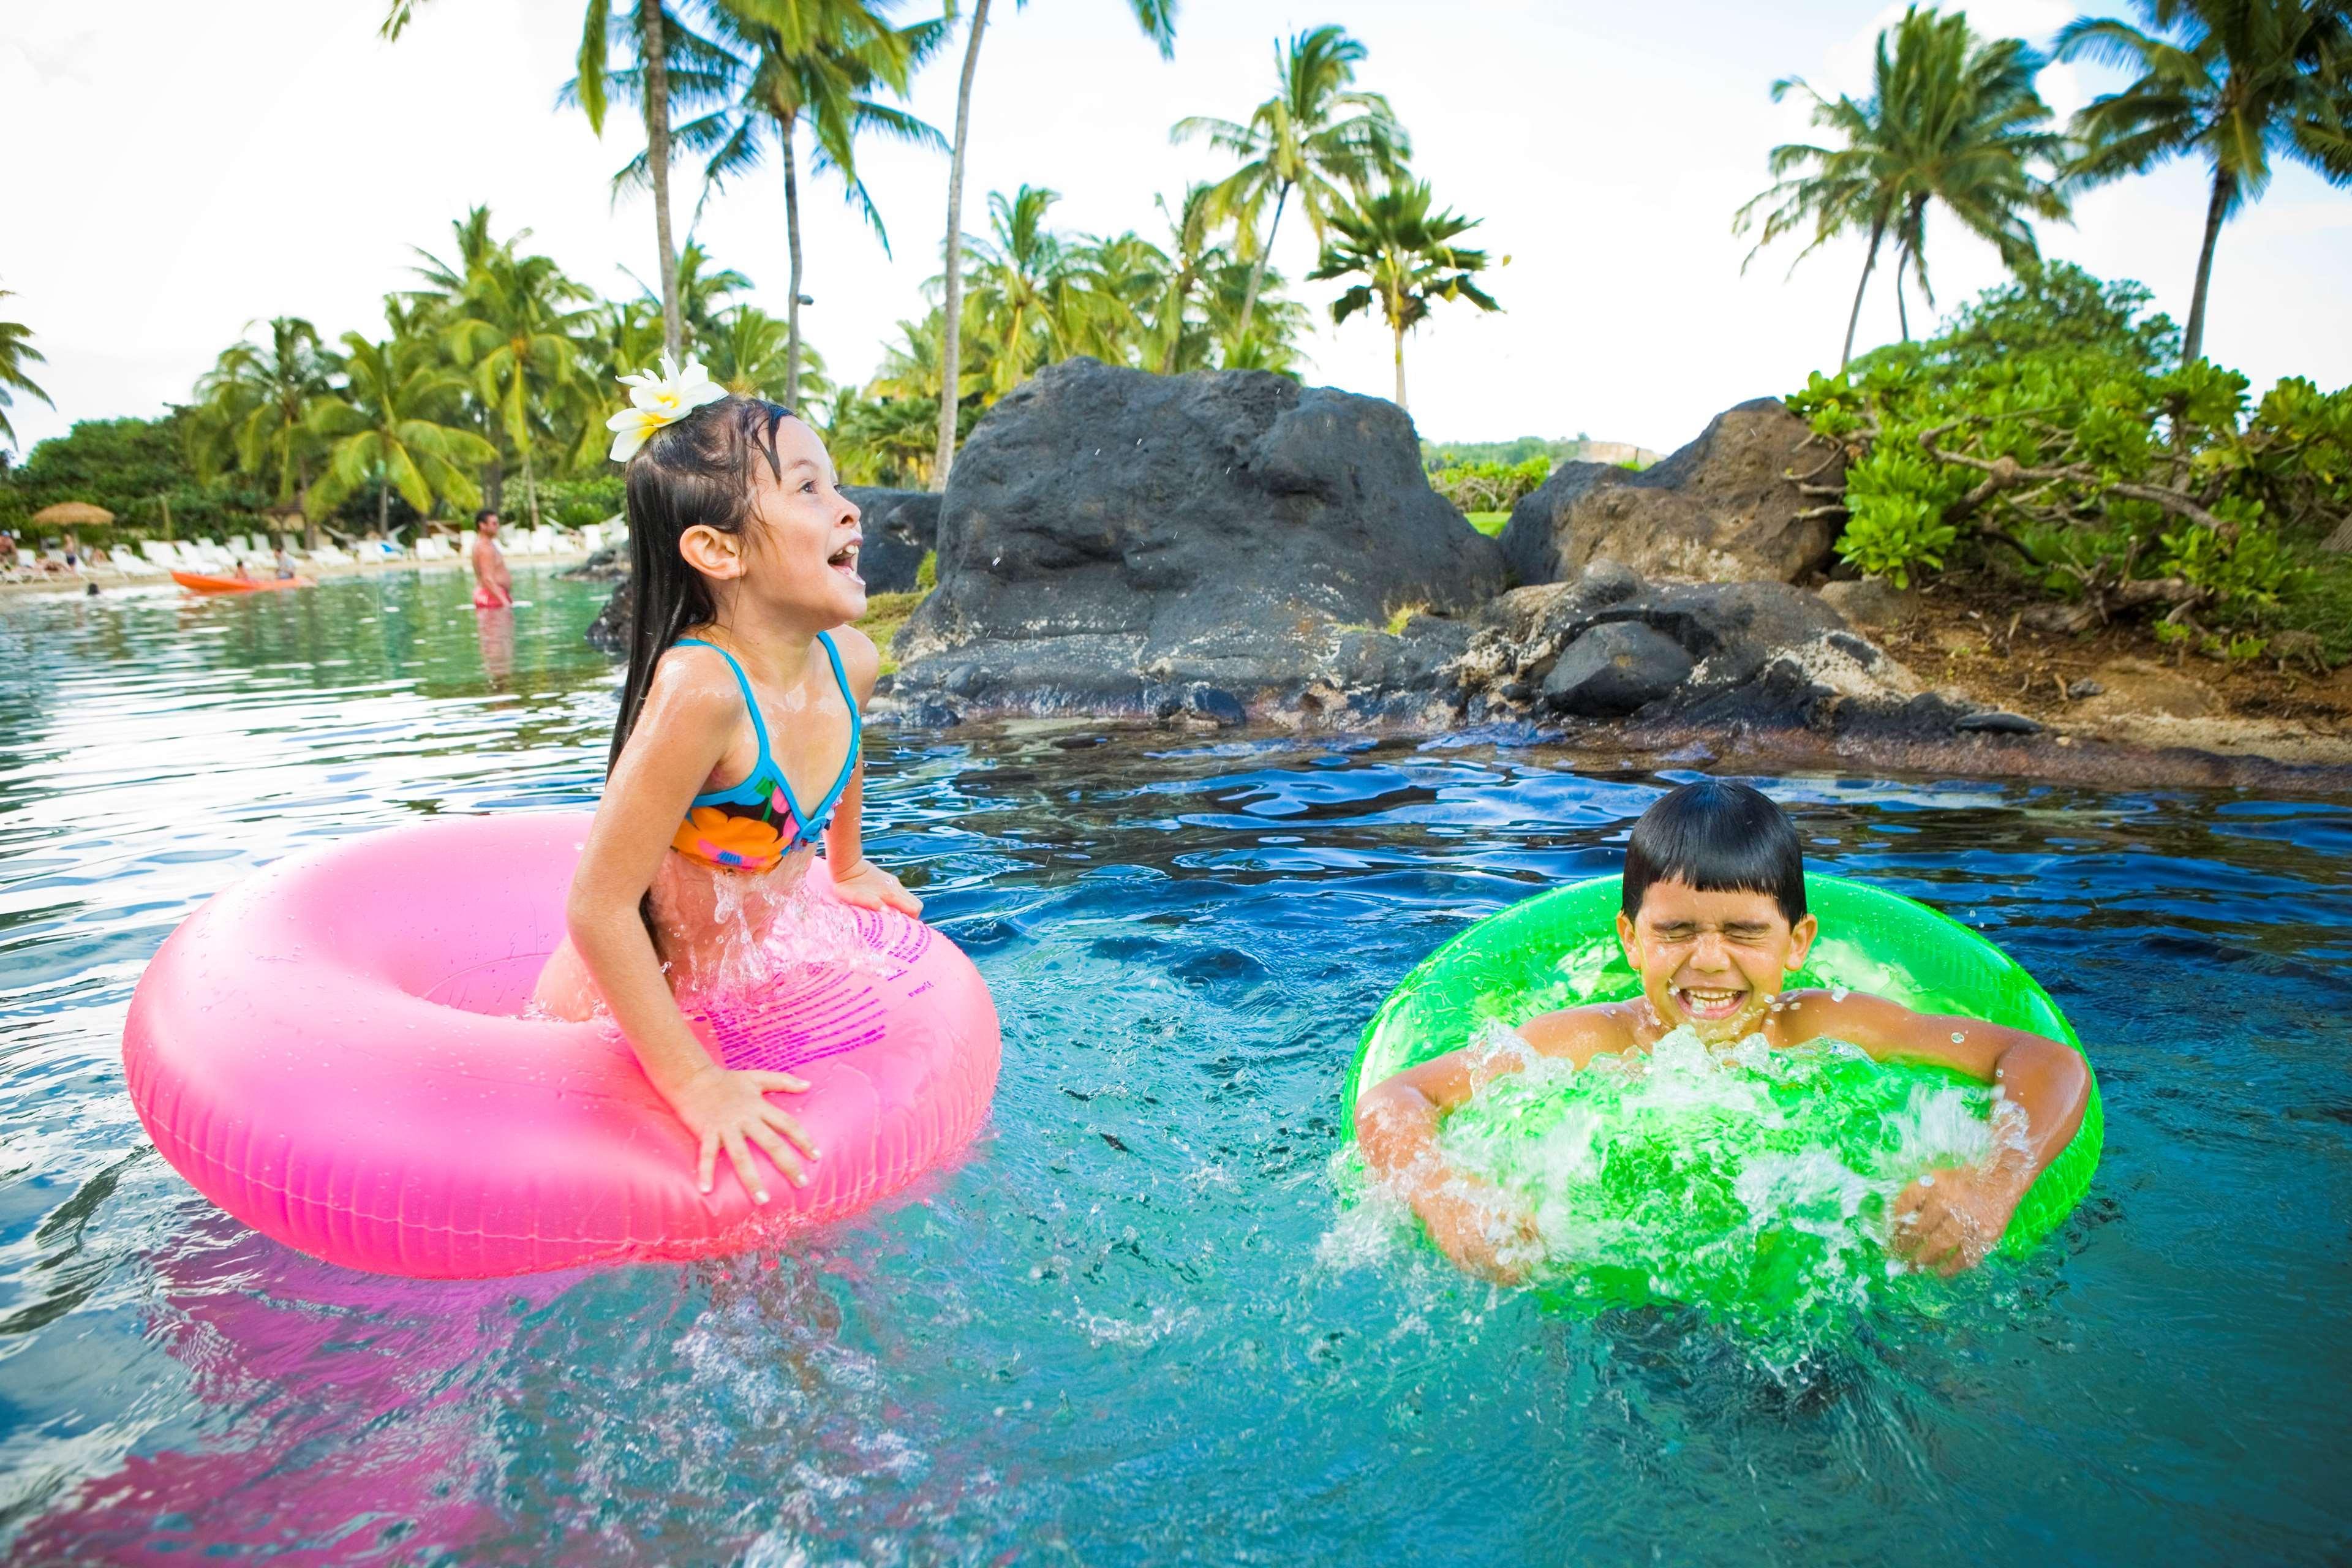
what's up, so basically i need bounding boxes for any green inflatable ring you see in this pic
[1343,873,2101,1256]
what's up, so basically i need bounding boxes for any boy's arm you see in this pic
[1785,990,2090,1273]
[1354,1006,1634,1281]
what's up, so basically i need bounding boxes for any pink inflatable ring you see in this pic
[122,813,1001,1278]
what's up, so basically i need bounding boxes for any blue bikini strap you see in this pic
[673,638,777,794]
[801,631,863,829]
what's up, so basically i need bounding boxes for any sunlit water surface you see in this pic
[2,568,2349,1565]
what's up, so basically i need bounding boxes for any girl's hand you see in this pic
[831,858,922,918]
[1890,1163,2021,1275]
[664,1065,819,1202]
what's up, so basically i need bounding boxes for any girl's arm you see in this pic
[820,627,921,916]
[1787,990,2090,1272]
[566,659,818,1202]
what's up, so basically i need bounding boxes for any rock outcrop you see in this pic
[891,358,1505,720]
[1446,560,2015,740]
[842,486,939,595]
[1499,398,1842,586]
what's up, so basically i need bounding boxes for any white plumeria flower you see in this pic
[606,354,728,462]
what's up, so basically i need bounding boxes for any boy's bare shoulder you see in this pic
[1515,1000,1644,1058]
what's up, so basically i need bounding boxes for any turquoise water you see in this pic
[2,567,2350,1564]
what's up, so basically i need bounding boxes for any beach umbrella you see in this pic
[31,502,115,527]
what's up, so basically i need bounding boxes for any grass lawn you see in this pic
[1466,511,1510,537]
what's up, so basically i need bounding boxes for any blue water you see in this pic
[2,567,2349,1565]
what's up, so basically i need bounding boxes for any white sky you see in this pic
[3,0,2347,460]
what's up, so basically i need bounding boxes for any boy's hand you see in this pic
[1890,1163,2022,1275]
[831,858,922,918]
[1414,1177,1544,1286]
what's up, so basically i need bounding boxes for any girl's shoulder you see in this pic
[825,624,883,699]
[640,641,753,728]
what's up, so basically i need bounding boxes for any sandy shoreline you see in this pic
[0,549,594,598]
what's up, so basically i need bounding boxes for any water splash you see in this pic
[1343,1025,2027,1358]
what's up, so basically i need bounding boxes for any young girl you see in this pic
[533,363,921,1207]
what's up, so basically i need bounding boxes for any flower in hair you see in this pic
[606,355,728,462]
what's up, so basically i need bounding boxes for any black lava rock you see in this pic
[843,486,940,595]
[1540,622,1695,717]
[890,358,1504,718]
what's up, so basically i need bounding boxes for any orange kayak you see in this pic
[172,571,315,594]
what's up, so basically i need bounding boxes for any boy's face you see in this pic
[1616,877,1818,1041]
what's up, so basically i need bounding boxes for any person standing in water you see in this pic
[470,510,513,609]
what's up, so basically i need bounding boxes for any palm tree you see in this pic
[959,185,1088,398]
[1306,180,1501,414]
[0,292,51,456]
[307,330,497,535]
[1735,7,2073,369]
[702,303,832,401]
[695,0,945,406]
[385,1,700,358]
[575,2,731,360]
[188,318,343,535]
[2056,0,2352,364]
[445,252,595,530]
[623,240,755,349]
[1066,230,1172,366]
[931,0,1177,491]
[1172,25,1409,347]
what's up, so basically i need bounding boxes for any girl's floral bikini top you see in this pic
[668,635,861,873]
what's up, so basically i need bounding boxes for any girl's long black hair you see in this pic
[608,394,793,774]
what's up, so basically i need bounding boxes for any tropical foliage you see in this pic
[1422,456,1551,514]
[1308,179,1501,412]
[1174,25,1409,352]
[0,291,52,458]
[1736,5,2073,367]
[685,0,946,405]
[2055,0,2352,365]
[930,0,1180,487]
[1790,264,2351,654]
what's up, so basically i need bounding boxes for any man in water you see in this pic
[469,510,513,609]
[1354,780,2091,1283]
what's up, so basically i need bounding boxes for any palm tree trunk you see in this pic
[641,0,682,359]
[1392,320,1407,412]
[1236,181,1289,344]
[782,113,805,408]
[1840,219,1885,371]
[378,475,390,537]
[1895,254,1910,342]
[933,0,992,492]
[2182,165,2232,366]
[522,444,541,531]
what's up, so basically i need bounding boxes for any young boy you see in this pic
[1354,780,2091,1284]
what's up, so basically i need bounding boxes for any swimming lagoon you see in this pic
[2,567,2348,1564]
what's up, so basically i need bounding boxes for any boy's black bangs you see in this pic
[1621,780,1806,925]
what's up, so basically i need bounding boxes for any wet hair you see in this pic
[1621,780,1807,925]
[608,394,794,774]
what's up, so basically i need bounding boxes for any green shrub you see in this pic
[1424,455,1550,514]
[1790,267,2348,633]
[534,476,627,529]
